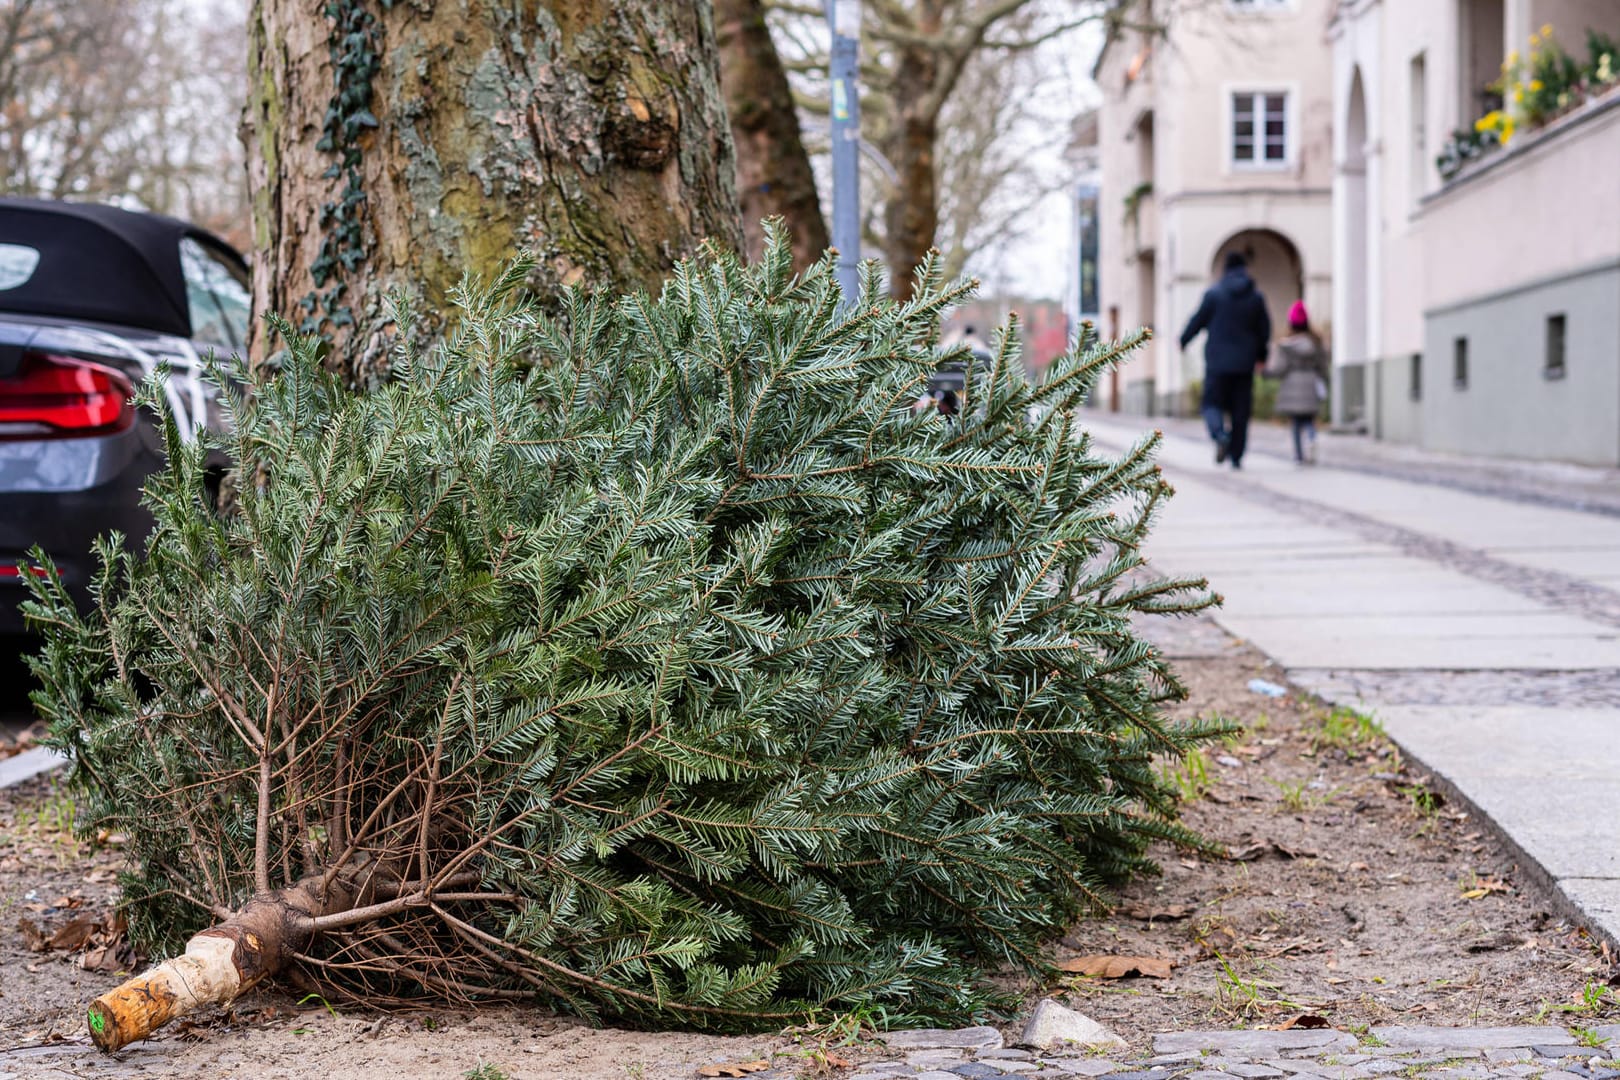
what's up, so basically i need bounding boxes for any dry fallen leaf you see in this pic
[1121,903,1194,922]
[1228,841,1319,862]
[18,918,46,952]
[1460,877,1513,900]
[697,1060,771,1078]
[48,915,100,952]
[1264,1014,1332,1031]
[1058,954,1173,979]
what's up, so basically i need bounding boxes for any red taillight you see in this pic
[0,565,47,579]
[0,351,135,437]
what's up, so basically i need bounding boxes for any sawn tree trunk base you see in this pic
[88,872,361,1052]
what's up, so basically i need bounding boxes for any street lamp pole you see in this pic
[825,0,861,300]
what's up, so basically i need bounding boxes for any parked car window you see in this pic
[0,243,41,290]
[180,237,250,350]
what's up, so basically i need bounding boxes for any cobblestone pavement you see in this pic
[849,1021,1620,1080]
[1289,668,1620,709]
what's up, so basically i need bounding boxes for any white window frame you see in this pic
[1226,85,1296,172]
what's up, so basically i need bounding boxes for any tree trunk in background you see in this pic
[882,43,941,302]
[715,0,827,267]
[246,0,742,384]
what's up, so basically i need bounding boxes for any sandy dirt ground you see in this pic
[1,613,1615,1078]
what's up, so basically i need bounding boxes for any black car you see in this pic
[0,198,249,631]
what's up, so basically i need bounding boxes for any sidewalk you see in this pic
[1080,411,1620,948]
[1140,412,1620,517]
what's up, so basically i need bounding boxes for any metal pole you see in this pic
[826,0,861,300]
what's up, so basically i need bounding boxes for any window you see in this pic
[1409,53,1428,202]
[179,237,251,351]
[1232,92,1288,166]
[1453,337,1469,389]
[1545,314,1567,379]
[0,243,40,290]
[1409,353,1422,402]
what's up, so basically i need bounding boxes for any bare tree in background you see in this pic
[0,0,250,246]
[717,0,829,266]
[933,15,1078,285]
[774,0,1135,299]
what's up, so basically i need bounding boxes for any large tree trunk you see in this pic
[714,0,827,267]
[882,42,941,302]
[246,0,742,384]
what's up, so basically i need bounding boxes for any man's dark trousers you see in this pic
[1201,372,1254,466]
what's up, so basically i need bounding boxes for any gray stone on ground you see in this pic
[1045,1061,1120,1076]
[1215,1064,1287,1077]
[907,1049,968,1067]
[1019,998,1127,1052]
[1368,1026,1574,1050]
[917,1073,962,1080]
[980,1049,1034,1060]
[947,1064,1006,1079]
[1154,1031,1357,1056]
[881,1027,1005,1051]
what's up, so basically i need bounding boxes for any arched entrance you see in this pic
[1210,228,1303,341]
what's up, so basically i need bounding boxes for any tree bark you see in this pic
[714,0,828,267]
[88,866,375,1052]
[246,0,743,384]
[881,42,942,302]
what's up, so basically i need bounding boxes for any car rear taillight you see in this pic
[0,351,135,438]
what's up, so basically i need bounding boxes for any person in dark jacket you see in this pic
[1179,251,1272,468]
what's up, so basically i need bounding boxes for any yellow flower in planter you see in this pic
[1541,23,1553,38]
[1529,79,1543,92]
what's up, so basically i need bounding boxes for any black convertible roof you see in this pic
[0,198,247,338]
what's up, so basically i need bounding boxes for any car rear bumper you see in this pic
[0,422,160,633]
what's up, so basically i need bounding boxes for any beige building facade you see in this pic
[1331,0,1620,465]
[1093,0,1335,415]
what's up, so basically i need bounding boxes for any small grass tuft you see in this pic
[1162,747,1213,802]
[1310,705,1385,753]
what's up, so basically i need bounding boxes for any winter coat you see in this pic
[1179,269,1273,377]
[1268,332,1330,416]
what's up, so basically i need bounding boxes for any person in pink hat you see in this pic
[1267,300,1331,464]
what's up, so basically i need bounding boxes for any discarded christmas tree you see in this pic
[28,228,1217,1051]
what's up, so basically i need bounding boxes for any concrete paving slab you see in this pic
[1371,706,1620,777]
[0,745,66,790]
[1222,590,1549,617]
[1558,879,1620,946]
[1213,631,1620,671]
[1219,613,1607,641]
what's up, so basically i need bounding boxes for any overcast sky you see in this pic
[970,19,1104,303]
